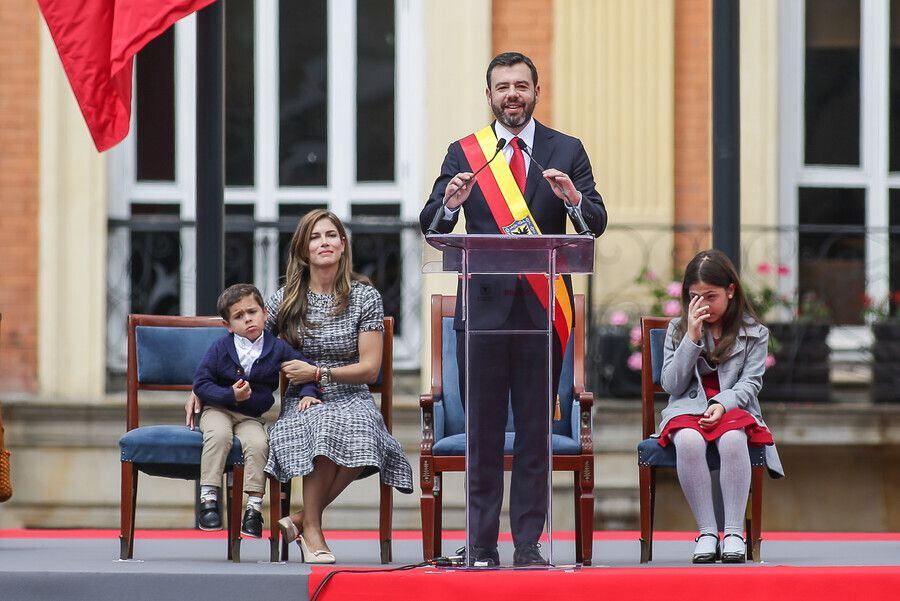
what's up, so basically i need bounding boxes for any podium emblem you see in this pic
[503,216,538,236]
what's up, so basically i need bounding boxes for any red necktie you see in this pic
[509,137,526,193]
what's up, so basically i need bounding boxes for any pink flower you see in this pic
[756,262,772,275]
[765,354,776,369]
[627,352,642,371]
[644,270,658,282]
[666,282,682,298]
[776,264,790,276]
[663,300,681,316]
[630,325,642,346]
[609,311,629,326]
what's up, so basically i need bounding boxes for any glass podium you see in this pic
[424,234,595,566]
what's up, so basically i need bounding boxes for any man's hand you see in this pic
[185,392,202,430]
[298,396,322,412]
[233,379,252,402]
[444,172,475,209]
[698,403,726,430]
[541,168,581,206]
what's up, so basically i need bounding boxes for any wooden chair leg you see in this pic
[420,477,435,562]
[280,481,292,562]
[573,471,583,564]
[579,458,595,566]
[228,466,244,563]
[639,465,655,563]
[748,466,763,562]
[433,475,443,559]
[268,475,281,562]
[119,462,137,560]
[379,482,393,564]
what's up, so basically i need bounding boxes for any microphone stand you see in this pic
[515,139,592,236]
[425,138,507,234]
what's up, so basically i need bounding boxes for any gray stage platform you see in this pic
[1,534,899,601]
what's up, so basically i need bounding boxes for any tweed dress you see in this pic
[263,281,413,494]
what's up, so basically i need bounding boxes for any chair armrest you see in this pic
[577,391,594,454]
[420,393,435,455]
[577,391,593,408]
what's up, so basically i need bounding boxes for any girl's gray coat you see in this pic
[658,317,784,477]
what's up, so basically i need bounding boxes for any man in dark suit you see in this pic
[419,52,607,566]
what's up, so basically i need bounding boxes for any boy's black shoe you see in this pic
[240,506,263,538]
[513,542,549,567]
[197,500,222,531]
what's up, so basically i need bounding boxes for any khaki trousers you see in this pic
[199,405,268,494]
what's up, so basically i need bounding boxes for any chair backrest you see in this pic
[277,316,395,432]
[640,316,672,439]
[127,314,228,431]
[429,295,585,439]
[372,317,394,432]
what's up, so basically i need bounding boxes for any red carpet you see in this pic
[2,529,899,541]
[308,565,900,601]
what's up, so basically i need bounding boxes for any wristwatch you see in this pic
[319,366,333,386]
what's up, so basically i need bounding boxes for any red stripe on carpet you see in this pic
[308,566,900,601]
[1,529,899,541]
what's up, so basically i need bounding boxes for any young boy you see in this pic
[193,283,319,537]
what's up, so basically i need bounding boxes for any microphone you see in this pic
[425,137,507,234]
[515,138,591,236]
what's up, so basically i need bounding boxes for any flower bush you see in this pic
[745,261,830,323]
[861,291,900,321]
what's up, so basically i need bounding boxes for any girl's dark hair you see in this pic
[673,249,760,364]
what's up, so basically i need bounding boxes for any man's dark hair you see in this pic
[217,283,265,321]
[486,52,539,88]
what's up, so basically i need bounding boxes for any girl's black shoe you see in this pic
[691,532,720,564]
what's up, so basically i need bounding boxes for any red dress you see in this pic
[657,371,774,447]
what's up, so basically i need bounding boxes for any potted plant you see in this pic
[747,263,832,403]
[588,269,683,398]
[863,292,900,403]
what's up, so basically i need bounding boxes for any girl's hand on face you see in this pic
[297,396,322,412]
[698,402,725,430]
[281,359,317,384]
[687,293,711,343]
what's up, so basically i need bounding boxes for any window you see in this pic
[107,1,423,380]
[779,1,896,330]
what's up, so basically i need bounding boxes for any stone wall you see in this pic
[2,392,898,534]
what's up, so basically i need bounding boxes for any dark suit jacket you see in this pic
[419,120,607,330]
[193,333,319,418]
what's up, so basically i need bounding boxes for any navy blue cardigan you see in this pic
[193,333,319,417]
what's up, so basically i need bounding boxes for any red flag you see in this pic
[37,0,216,152]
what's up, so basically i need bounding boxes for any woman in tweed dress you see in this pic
[265,209,412,563]
[184,209,412,563]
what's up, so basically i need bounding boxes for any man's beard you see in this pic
[491,97,535,130]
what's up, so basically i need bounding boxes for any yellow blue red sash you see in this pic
[458,125,573,353]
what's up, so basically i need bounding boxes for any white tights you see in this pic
[672,428,750,536]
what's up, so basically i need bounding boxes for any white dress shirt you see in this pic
[234,332,264,375]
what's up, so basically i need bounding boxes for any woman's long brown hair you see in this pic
[276,209,368,348]
[673,249,760,364]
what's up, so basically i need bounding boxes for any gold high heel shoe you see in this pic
[277,511,303,543]
[298,535,336,564]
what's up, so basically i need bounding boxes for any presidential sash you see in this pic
[458,125,574,356]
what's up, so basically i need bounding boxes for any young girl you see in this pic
[657,249,783,563]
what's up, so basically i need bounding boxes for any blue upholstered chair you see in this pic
[119,314,254,562]
[637,316,777,563]
[419,295,595,565]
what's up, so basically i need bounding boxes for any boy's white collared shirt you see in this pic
[234,332,264,375]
